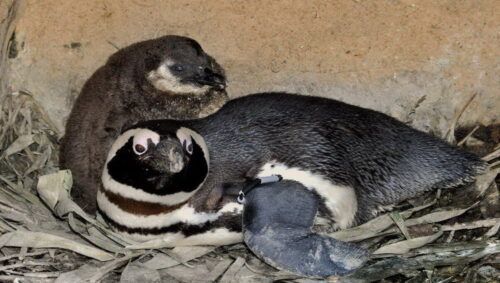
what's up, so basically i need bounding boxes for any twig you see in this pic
[0,250,47,262]
[445,92,478,144]
[489,160,500,168]
[0,263,24,272]
[457,125,480,147]
[106,40,120,51]
[0,261,56,272]
[0,275,29,281]
[483,147,500,162]
[5,270,60,278]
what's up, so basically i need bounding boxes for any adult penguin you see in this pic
[61,35,227,214]
[99,92,487,277]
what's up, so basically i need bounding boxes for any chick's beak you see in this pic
[194,68,226,90]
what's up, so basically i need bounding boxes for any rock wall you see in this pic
[2,0,499,134]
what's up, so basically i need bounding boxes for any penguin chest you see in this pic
[257,161,358,229]
[97,187,243,246]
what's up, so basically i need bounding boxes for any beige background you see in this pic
[2,0,499,134]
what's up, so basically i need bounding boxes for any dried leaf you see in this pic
[126,238,169,250]
[373,230,444,254]
[2,134,34,157]
[404,205,475,226]
[87,253,141,283]
[331,201,435,242]
[0,175,40,204]
[170,246,215,263]
[68,213,125,253]
[475,168,500,196]
[206,258,234,282]
[220,257,246,283]
[484,220,500,238]
[37,170,72,210]
[120,261,161,283]
[0,231,114,261]
[25,146,51,175]
[138,246,213,272]
[160,262,211,282]
[440,218,500,232]
[140,253,179,270]
[390,211,411,240]
[88,226,127,251]
[36,170,129,243]
[55,263,101,283]
[345,241,500,282]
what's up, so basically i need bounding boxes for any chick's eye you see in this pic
[172,65,184,72]
[134,144,147,155]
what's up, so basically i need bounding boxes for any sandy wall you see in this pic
[2,0,499,134]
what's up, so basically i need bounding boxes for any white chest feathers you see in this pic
[257,161,358,229]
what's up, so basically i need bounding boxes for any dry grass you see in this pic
[0,92,498,283]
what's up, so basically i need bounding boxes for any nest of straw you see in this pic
[0,92,498,283]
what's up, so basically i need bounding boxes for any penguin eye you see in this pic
[171,64,184,73]
[133,143,147,155]
[132,130,160,156]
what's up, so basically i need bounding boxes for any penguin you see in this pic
[99,92,487,277]
[60,35,228,214]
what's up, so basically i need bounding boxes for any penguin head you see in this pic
[108,35,226,95]
[103,125,209,203]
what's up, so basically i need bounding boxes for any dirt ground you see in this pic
[2,0,499,134]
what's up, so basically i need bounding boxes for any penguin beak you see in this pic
[142,140,185,174]
[192,68,226,90]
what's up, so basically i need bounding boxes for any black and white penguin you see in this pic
[61,35,228,214]
[99,92,487,277]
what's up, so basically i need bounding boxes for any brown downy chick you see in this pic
[60,35,228,214]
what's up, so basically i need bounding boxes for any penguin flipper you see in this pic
[242,180,369,277]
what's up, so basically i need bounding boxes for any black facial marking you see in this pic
[107,137,208,196]
[144,53,161,72]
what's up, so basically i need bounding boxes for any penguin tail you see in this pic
[431,149,489,189]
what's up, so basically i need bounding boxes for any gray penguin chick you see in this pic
[61,35,228,214]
